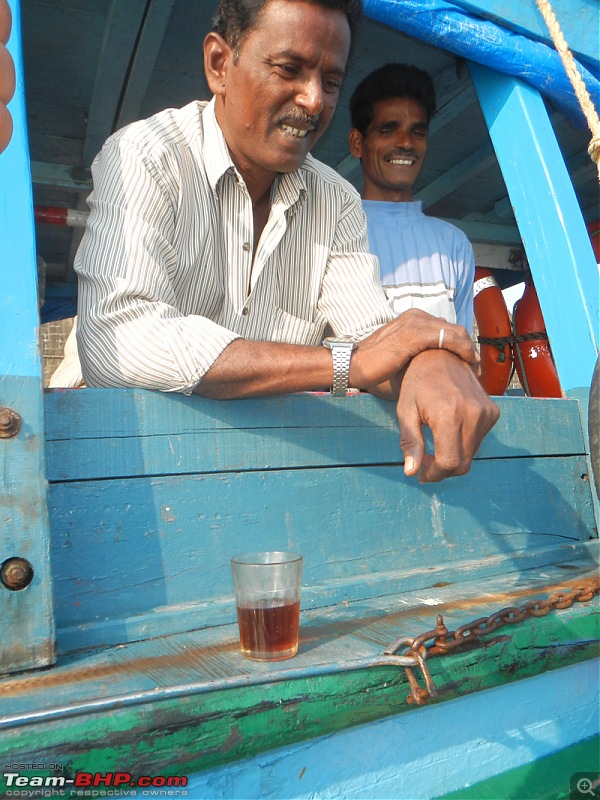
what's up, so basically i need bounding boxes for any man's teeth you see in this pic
[389,158,414,165]
[281,124,309,138]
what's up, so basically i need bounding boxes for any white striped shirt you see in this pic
[60,99,392,393]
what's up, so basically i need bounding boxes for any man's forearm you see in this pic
[194,338,335,398]
[195,310,480,400]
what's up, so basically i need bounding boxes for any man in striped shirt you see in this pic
[54,0,498,482]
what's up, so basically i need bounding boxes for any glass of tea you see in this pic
[230,552,303,661]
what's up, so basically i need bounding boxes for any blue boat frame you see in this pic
[0,0,598,796]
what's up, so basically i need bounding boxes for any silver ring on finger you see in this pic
[438,328,445,349]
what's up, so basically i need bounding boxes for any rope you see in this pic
[476,331,549,395]
[478,332,548,348]
[535,0,600,178]
[477,332,547,378]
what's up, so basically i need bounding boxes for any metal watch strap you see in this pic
[329,343,353,396]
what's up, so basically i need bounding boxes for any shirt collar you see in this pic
[202,98,237,191]
[362,199,423,217]
[202,97,307,212]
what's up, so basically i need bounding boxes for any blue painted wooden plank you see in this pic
[469,64,598,392]
[52,539,598,655]
[186,659,600,800]
[48,455,596,648]
[0,0,55,674]
[43,392,588,481]
[30,160,91,192]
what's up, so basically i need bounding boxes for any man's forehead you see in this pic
[237,0,351,71]
[370,97,429,124]
[245,0,351,40]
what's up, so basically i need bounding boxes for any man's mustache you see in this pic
[387,148,419,160]
[275,109,319,129]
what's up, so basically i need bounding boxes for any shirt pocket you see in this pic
[272,306,326,346]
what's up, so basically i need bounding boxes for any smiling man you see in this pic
[55,0,498,482]
[349,62,475,330]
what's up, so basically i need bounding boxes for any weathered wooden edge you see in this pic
[0,601,597,790]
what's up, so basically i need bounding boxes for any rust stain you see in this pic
[408,575,600,617]
[303,575,599,647]
[0,576,596,698]
[0,638,240,696]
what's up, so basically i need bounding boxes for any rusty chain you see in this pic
[384,580,600,706]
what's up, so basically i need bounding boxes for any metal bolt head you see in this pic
[0,407,21,438]
[0,558,34,590]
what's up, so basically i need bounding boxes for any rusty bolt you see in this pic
[0,407,21,438]
[0,558,34,590]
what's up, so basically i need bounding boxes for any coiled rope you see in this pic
[535,0,600,178]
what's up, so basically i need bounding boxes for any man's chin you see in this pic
[270,150,310,173]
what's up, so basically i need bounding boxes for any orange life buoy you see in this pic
[473,267,513,396]
[512,279,562,398]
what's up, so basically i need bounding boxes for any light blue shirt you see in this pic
[363,200,475,331]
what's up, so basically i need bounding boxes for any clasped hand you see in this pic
[350,309,500,483]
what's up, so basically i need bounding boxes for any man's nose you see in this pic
[393,129,413,149]
[296,76,324,116]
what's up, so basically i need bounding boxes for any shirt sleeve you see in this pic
[75,136,238,393]
[454,235,476,333]
[317,195,393,339]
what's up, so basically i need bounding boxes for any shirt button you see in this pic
[242,307,249,316]
[242,242,251,252]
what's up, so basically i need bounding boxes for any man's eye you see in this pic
[277,64,297,76]
[323,78,340,93]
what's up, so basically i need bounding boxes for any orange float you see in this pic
[512,279,562,398]
[473,267,513,396]
[0,0,13,155]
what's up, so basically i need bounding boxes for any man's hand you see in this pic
[397,349,499,482]
[350,308,480,390]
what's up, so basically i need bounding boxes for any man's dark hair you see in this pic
[350,62,437,134]
[212,0,362,58]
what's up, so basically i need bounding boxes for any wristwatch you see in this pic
[322,336,357,396]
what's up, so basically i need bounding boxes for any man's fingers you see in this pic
[396,349,500,483]
[399,414,426,477]
[418,393,499,483]
[437,323,480,368]
[418,440,466,483]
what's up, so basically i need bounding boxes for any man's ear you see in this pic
[348,128,363,159]
[204,32,232,97]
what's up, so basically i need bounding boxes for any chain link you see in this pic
[384,580,599,705]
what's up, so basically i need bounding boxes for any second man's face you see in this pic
[349,97,429,202]
[210,0,351,193]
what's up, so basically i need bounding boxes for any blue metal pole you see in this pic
[469,63,598,392]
